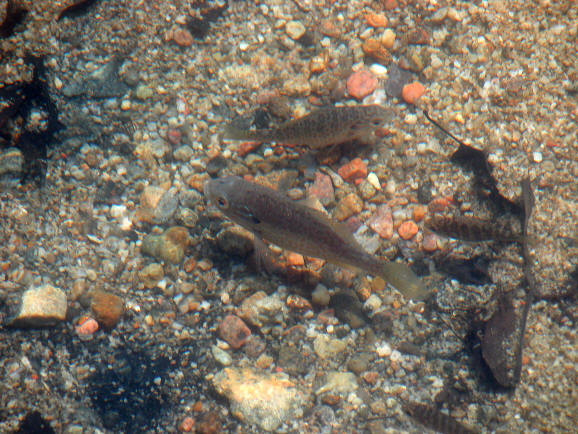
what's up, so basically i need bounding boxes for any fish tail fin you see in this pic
[380,262,429,301]
[222,124,264,141]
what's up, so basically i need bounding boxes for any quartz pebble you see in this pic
[285,20,306,40]
[10,284,67,327]
[212,367,305,431]
[368,205,394,239]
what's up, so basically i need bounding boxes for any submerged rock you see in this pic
[212,367,307,431]
[141,226,191,264]
[9,284,67,327]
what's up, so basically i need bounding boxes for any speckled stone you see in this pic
[212,367,306,431]
[9,284,67,327]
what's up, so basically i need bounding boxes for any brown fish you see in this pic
[205,176,427,300]
[424,215,522,242]
[222,105,392,149]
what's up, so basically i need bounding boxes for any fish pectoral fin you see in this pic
[380,262,429,301]
[253,236,281,275]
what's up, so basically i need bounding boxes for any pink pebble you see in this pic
[346,70,378,100]
[76,317,99,335]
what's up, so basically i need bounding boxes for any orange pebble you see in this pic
[286,252,305,267]
[401,81,426,105]
[179,416,195,432]
[365,13,388,28]
[398,221,419,240]
[412,205,427,222]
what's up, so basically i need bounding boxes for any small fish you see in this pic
[424,215,522,242]
[222,105,392,149]
[205,176,426,300]
[403,401,478,434]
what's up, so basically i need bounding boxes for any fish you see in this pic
[222,105,392,149]
[205,176,427,300]
[424,215,523,242]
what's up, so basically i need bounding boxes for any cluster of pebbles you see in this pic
[0,0,576,432]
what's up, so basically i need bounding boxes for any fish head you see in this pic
[347,105,392,136]
[204,176,262,230]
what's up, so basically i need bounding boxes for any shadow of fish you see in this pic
[222,105,392,149]
[205,176,427,300]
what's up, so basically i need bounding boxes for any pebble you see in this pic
[218,315,251,349]
[285,20,306,40]
[347,352,373,375]
[421,233,439,252]
[173,145,194,162]
[237,291,285,327]
[212,367,305,431]
[178,416,195,432]
[141,226,191,264]
[333,193,363,221]
[286,294,312,311]
[9,284,67,327]
[313,334,347,359]
[358,180,377,200]
[382,0,398,10]
[138,263,164,289]
[212,345,233,366]
[307,172,335,205]
[75,317,99,336]
[346,70,378,100]
[381,28,396,50]
[311,284,330,306]
[135,84,154,100]
[338,158,368,183]
[0,147,24,177]
[398,221,419,240]
[216,226,254,257]
[367,205,394,239]
[316,372,358,395]
[362,38,393,65]
[365,13,388,28]
[367,172,381,190]
[412,205,427,222]
[88,290,124,329]
[376,342,392,357]
[369,63,388,76]
[532,151,543,163]
[172,28,194,47]
[401,81,426,105]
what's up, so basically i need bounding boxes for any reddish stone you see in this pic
[412,205,427,222]
[338,158,368,182]
[167,129,181,145]
[307,172,335,205]
[422,233,439,252]
[398,221,419,240]
[76,317,99,335]
[179,416,195,432]
[346,70,378,100]
[286,294,312,311]
[217,315,251,349]
[172,28,194,47]
[368,205,394,239]
[365,13,388,28]
[402,81,426,105]
[236,141,260,157]
[90,290,124,329]
[381,0,398,10]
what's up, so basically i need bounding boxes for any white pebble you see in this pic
[54,77,63,90]
[239,41,249,51]
[532,151,543,163]
[110,204,127,219]
[285,20,306,40]
[367,172,381,190]
[404,114,418,125]
[390,349,402,362]
[120,100,131,110]
[369,63,388,76]
[376,342,392,357]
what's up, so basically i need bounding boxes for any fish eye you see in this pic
[216,196,228,209]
